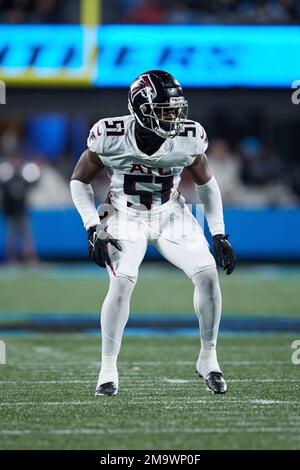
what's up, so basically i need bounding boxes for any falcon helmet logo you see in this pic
[130,74,157,101]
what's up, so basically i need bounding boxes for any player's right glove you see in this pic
[87,224,122,268]
[213,234,237,275]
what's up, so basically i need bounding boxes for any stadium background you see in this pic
[0,0,300,451]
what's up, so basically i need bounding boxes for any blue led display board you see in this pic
[0,25,92,85]
[96,25,300,87]
[0,25,299,87]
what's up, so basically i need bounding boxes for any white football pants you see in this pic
[97,199,222,387]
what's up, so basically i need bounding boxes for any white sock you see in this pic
[196,349,221,379]
[97,276,135,388]
[97,355,118,388]
[193,267,222,379]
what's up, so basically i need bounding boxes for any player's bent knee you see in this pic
[191,265,219,288]
[107,275,136,306]
[109,273,137,287]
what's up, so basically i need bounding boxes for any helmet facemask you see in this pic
[140,96,188,138]
[128,71,188,139]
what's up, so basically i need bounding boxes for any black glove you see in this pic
[213,234,237,275]
[87,225,122,268]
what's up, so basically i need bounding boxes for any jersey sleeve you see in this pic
[195,123,208,155]
[87,120,105,155]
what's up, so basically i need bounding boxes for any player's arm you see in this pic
[70,149,121,269]
[71,148,104,184]
[186,154,237,275]
[70,149,104,229]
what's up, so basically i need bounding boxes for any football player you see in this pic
[70,70,236,396]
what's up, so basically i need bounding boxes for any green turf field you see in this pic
[0,263,299,316]
[0,263,299,450]
[0,334,299,450]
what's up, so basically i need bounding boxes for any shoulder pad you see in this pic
[177,120,208,156]
[195,122,208,155]
[87,120,106,155]
[87,117,127,156]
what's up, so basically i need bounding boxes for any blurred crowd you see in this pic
[182,137,297,206]
[0,121,73,262]
[0,0,299,24]
[0,117,298,213]
[0,0,80,24]
[113,0,300,25]
[0,115,298,262]
[0,124,72,210]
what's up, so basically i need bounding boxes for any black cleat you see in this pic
[95,382,118,397]
[197,371,227,394]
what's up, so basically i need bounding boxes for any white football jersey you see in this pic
[87,114,208,211]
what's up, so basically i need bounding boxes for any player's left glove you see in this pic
[213,234,237,275]
[87,224,122,268]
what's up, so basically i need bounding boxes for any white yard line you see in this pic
[226,379,300,383]
[1,378,299,385]
[1,398,300,407]
[0,427,299,436]
[0,380,93,384]
[0,401,97,406]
